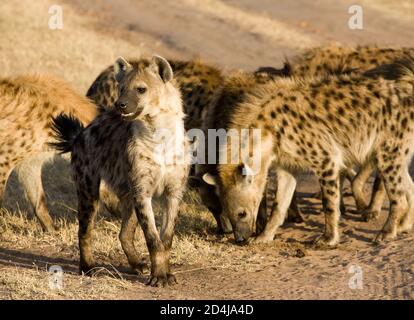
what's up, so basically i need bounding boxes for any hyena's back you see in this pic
[290,45,414,77]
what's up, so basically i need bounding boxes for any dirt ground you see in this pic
[1,0,414,300]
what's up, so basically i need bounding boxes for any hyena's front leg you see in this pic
[363,175,386,221]
[254,169,296,243]
[134,196,171,287]
[314,167,341,248]
[158,191,182,285]
[375,159,409,243]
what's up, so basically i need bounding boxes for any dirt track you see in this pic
[1,0,414,300]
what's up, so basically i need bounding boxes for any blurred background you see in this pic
[67,0,414,70]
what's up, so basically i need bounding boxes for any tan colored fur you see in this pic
[0,75,97,231]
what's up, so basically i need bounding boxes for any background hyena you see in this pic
[51,55,189,286]
[197,46,414,234]
[0,75,97,232]
[259,45,414,78]
[203,56,414,247]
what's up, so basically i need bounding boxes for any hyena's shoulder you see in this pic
[202,70,278,132]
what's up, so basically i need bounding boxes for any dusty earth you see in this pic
[1,0,414,300]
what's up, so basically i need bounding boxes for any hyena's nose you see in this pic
[235,235,247,244]
[116,102,127,110]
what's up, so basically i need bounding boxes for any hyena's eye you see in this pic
[136,86,147,94]
[238,211,247,219]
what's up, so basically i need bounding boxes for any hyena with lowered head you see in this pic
[199,46,414,234]
[203,57,414,246]
[50,55,189,286]
[0,75,97,232]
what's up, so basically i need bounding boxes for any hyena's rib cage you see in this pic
[205,56,414,246]
[51,55,189,287]
[0,75,97,232]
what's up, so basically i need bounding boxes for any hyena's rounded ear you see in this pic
[114,56,132,83]
[152,55,173,83]
[202,173,218,186]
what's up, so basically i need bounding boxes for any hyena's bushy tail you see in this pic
[49,113,84,154]
[364,54,414,81]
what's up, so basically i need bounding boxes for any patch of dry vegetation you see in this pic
[0,0,147,92]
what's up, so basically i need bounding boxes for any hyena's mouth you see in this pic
[121,112,135,117]
[120,109,143,120]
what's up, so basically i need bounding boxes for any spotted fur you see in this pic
[0,75,97,232]
[51,56,189,286]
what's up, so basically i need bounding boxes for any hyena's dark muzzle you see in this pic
[115,98,144,119]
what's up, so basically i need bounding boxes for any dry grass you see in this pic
[0,0,147,93]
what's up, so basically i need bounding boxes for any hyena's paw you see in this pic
[354,199,368,212]
[373,230,396,244]
[313,234,339,249]
[252,233,274,244]
[362,210,380,222]
[146,273,177,287]
[130,260,149,275]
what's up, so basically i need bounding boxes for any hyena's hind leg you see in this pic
[118,198,148,274]
[76,173,101,275]
[15,153,57,232]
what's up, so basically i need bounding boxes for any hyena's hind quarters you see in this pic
[48,113,85,154]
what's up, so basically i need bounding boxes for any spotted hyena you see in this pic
[199,46,414,232]
[51,55,188,286]
[0,75,97,232]
[202,56,414,247]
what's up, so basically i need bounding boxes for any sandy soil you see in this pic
[1,0,414,300]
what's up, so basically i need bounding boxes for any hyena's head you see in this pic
[113,55,175,120]
[203,162,268,244]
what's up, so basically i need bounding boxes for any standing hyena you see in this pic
[203,57,414,246]
[50,55,188,286]
[196,47,414,234]
[0,75,97,232]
